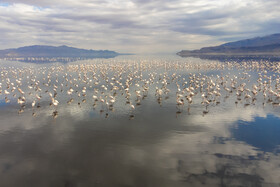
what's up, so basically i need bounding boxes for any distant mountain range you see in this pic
[0,45,120,62]
[177,33,280,57]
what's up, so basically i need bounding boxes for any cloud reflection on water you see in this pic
[0,97,280,186]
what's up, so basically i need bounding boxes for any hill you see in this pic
[0,45,120,62]
[177,33,280,57]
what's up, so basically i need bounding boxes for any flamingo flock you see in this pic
[1,58,280,119]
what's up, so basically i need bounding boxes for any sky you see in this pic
[0,0,280,54]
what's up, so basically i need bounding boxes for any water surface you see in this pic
[0,55,280,186]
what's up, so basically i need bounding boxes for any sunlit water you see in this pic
[1,55,280,186]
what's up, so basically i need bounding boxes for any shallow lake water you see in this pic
[1,55,280,186]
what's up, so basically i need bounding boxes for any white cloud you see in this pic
[0,0,279,53]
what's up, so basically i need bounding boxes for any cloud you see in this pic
[0,0,279,53]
